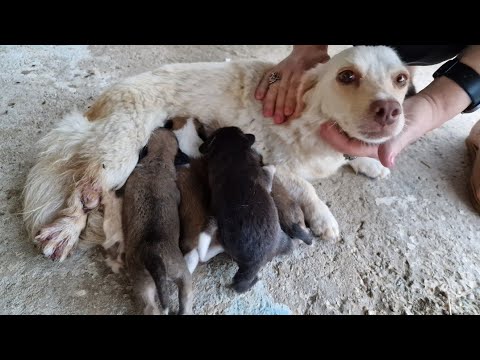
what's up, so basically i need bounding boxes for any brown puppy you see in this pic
[122,127,192,315]
[176,158,223,274]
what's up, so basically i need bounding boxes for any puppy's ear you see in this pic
[174,149,190,166]
[199,141,209,154]
[194,119,208,142]
[245,133,255,147]
[138,145,148,161]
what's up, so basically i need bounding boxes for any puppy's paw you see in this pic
[34,218,82,262]
[349,157,390,179]
[309,213,340,241]
[144,305,162,315]
[231,277,259,294]
[105,255,124,274]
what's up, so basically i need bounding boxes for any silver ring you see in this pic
[344,154,357,161]
[268,72,281,85]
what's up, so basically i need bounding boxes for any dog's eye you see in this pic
[396,73,408,86]
[337,70,357,84]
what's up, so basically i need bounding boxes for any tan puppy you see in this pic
[122,128,192,315]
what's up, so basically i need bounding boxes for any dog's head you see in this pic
[311,46,410,144]
[199,126,255,155]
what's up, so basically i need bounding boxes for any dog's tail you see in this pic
[276,230,294,256]
[283,223,313,246]
[143,249,169,313]
[23,111,93,238]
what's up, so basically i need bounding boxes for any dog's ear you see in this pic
[245,133,255,147]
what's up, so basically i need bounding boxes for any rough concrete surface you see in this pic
[1,45,479,315]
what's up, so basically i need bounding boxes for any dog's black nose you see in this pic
[371,100,401,126]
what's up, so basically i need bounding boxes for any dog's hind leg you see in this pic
[34,180,102,262]
[275,166,340,241]
[102,191,125,273]
[177,271,194,315]
[33,110,168,261]
[136,274,161,315]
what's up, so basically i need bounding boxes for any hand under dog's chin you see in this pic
[337,119,405,145]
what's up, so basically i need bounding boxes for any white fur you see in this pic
[204,244,224,262]
[197,232,212,262]
[23,46,409,260]
[184,249,199,274]
[349,157,391,179]
[173,117,204,158]
[263,165,276,193]
[142,280,161,315]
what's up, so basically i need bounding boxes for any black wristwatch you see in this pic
[433,58,480,113]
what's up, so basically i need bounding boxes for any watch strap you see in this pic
[433,59,480,113]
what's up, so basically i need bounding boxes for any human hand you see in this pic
[255,45,330,124]
[318,94,436,168]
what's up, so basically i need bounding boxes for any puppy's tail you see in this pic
[143,251,169,313]
[284,223,313,246]
[276,231,294,256]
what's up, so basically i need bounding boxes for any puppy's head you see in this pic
[313,46,410,144]
[165,116,210,158]
[199,126,255,155]
[144,127,179,161]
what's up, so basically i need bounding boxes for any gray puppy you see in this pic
[122,128,192,315]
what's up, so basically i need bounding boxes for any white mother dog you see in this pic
[23,46,410,261]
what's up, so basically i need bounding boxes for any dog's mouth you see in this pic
[328,121,394,145]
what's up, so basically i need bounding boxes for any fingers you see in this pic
[273,73,292,124]
[318,122,379,158]
[288,76,316,120]
[284,77,301,117]
[255,71,272,100]
[378,143,396,168]
[263,80,279,118]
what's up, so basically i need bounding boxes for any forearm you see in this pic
[417,45,480,131]
[292,45,328,56]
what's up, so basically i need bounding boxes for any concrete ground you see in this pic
[1,45,479,315]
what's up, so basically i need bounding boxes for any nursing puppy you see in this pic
[176,158,223,274]
[200,126,293,293]
[165,116,224,274]
[122,127,192,315]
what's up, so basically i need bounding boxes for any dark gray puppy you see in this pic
[200,126,293,293]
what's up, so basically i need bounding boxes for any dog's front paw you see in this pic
[34,218,83,262]
[309,211,340,241]
[349,157,390,179]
